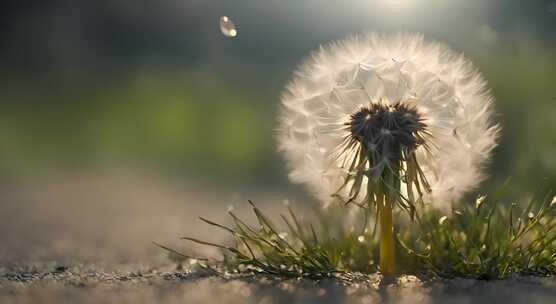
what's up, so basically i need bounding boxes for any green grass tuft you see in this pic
[398,190,556,278]
[157,189,555,279]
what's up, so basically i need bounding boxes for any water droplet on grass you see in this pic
[475,195,486,209]
[220,16,237,37]
[438,216,448,225]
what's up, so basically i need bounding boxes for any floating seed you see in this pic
[219,16,237,37]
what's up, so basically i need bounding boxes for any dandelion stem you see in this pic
[377,180,396,275]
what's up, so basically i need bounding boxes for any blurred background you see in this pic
[0,0,555,267]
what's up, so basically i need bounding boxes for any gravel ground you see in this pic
[0,264,555,304]
[1,172,554,303]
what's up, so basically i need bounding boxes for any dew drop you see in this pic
[475,195,486,209]
[357,235,365,243]
[438,216,448,225]
[219,16,237,37]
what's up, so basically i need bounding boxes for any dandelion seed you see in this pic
[219,16,237,37]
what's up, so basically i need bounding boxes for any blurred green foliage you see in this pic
[0,68,275,181]
[471,40,556,191]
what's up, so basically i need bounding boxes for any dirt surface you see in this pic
[1,264,555,304]
[1,172,554,303]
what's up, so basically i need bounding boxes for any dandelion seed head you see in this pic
[278,32,499,209]
[347,102,427,162]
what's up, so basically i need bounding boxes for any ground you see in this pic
[1,173,554,303]
[1,263,555,304]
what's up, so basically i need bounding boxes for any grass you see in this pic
[398,190,556,278]
[156,187,555,280]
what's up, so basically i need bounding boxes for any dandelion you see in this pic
[278,32,499,275]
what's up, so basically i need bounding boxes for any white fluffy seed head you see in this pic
[277,32,500,209]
